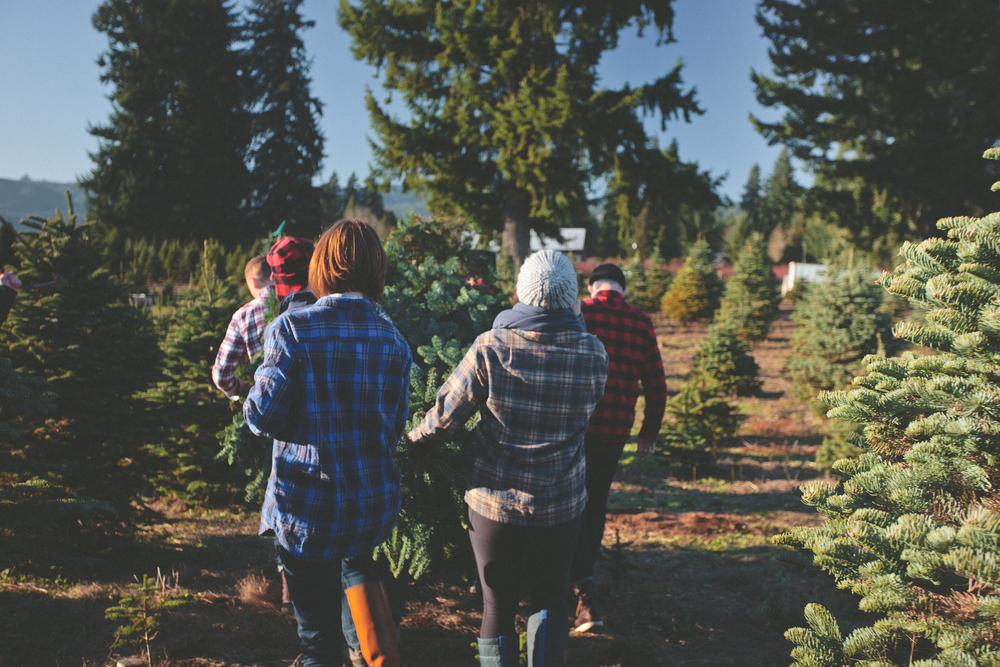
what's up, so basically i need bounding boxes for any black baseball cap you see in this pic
[588,263,626,289]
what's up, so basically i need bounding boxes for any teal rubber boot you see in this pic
[527,610,570,667]
[477,635,516,667]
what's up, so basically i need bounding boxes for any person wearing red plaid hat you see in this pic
[568,262,667,634]
[267,236,318,316]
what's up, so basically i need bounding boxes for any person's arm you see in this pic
[408,339,487,443]
[0,272,20,324]
[244,318,298,437]
[212,314,248,399]
[637,317,667,456]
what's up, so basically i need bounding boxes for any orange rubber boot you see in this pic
[345,581,401,667]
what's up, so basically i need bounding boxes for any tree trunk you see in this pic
[501,186,532,269]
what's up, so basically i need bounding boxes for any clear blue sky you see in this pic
[0,0,788,203]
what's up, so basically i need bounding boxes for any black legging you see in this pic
[468,508,579,638]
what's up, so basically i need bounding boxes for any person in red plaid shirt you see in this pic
[211,255,274,400]
[569,262,667,634]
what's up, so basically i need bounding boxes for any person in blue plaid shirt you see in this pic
[410,250,609,667]
[245,219,411,667]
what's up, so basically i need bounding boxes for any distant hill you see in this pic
[0,177,87,226]
[383,185,428,219]
[0,177,425,228]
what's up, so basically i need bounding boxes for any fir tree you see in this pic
[0,194,160,568]
[376,215,508,578]
[658,381,742,474]
[754,0,1000,242]
[689,325,761,397]
[741,163,762,234]
[776,148,1000,666]
[660,238,723,323]
[339,0,702,265]
[84,0,253,244]
[785,264,900,415]
[244,0,325,237]
[716,232,779,343]
[756,148,802,242]
[623,250,673,313]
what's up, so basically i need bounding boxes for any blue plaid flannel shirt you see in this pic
[245,294,412,561]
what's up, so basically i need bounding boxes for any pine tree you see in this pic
[83,0,253,245]
[660,239,723,322]
[756,148,802,243]
[375,215,508,578]
[689,325,761,397]
[741,164,762,233]
[339,1,702,265]
[776,149,1000,666]
[244,0,325,238]
[621,250,673,313]
[785,264,900,415]
[754,0,1000,242]
[0,194,160,568]
[716,232,779,343]
[657,381,742,474]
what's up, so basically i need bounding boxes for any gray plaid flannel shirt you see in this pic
[410,327,608,526]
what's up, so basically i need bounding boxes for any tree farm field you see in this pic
[0,301,867,667]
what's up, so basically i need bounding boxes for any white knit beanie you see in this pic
[515,250,578,310]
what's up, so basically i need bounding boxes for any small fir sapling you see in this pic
[657,381,743,475]
[105,573,188,667]
[716,232,779,343]
[776,149,1000,667]
[622,249,673,313]
[660,238,723,323]
[689,325,761,397]
[784,264,900,415]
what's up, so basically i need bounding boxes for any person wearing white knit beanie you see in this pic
[515,249,579,310]
[409,248,608,667]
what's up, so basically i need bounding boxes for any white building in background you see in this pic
[781,261,827,296]
[468,228,588,262]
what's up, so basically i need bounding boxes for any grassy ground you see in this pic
[0,301,867,667]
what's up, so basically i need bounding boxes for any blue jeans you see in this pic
[275,542,379,667]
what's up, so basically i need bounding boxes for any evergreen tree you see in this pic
[660,238,723,323]
[622,250,672,313]
[741,163,762,233]
[785,264,900,415]
[757,148,802,244]
[777,149,1000,666]
[244,0,325,238]
[689,324,761,397]
[715,232,779,343]
[0,194,160,567]
[376,215,508,578]
[339,0,702,265]
[753,0,1000,242]
[83,0,252,245]
[657,381,742,474]
[605,141,723,260]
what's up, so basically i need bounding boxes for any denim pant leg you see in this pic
[274,540,344,667]
[340,552,380,651]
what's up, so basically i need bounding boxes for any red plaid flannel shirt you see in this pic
[581,290,666,441]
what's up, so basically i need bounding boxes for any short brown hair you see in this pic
[309,219,387,301]
[244,255,270,283]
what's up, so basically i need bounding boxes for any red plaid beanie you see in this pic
[267,236,314,298]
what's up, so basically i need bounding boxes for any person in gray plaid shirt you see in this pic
[410,250,608,667]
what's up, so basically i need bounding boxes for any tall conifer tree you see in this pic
[339,0,702,265]
[244,0,325,237]
[84,0,252,245]
[753,0,1000,242]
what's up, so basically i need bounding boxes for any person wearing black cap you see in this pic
[569,262,667,633]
